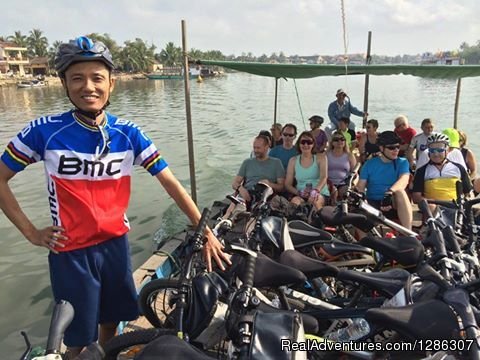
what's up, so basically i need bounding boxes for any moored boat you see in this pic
[17,79,46,88]
[145,66,199,80]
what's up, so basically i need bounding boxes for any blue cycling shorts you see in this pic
[48,234,139,347]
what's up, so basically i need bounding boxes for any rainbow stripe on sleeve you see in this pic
[5,142,36,167]
[141,150,167,171]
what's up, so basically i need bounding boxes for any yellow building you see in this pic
[0,41,29,76]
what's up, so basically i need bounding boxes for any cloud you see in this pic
[384,0,468,26]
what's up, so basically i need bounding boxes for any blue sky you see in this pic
[2,0,479,56]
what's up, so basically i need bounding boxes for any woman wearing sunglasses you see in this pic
[327,132,357,204]
[285,131,329,210]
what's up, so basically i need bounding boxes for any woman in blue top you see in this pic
[285,131,329,210]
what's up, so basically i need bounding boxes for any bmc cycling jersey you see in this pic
[1,110,168,252]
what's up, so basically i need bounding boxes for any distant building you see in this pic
[291,55,325,64]
[421,51,461,65]
[29,57,49,76]
[0,41,29,76]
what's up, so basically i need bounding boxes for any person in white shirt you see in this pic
[406,118,435,171]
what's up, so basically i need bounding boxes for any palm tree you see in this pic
[119,38,156,72]
[28,29,49,57]
[47,40,63,73]
[7,31,28,47]
[159,42,182,66]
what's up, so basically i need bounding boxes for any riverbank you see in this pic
[0,72,144,87]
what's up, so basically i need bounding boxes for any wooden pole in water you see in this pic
[273,77,279,125]
[181,20,197,204]
[453,78,461,129]
[362,31,372,129]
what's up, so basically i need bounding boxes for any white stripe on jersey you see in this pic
[11,137,41,161]
[44,149,135,180]
[134,143,158,165]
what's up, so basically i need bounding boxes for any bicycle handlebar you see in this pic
[192,208,211,250]
[45,300,74,355]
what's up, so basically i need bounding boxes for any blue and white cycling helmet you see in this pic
[55,36,114,77]
[427,133,449,146]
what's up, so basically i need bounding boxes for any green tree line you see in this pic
[0,29,227,73]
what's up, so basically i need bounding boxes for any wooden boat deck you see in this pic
[121,233,185,333]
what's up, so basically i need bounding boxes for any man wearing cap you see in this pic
[327,89,367,137]
[0,36,230,356]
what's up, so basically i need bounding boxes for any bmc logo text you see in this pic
[21,116,62,138]
[58,155,123,176]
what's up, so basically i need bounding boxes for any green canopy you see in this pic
[198,60,480,79]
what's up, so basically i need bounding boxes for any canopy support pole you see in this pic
[273,77,279,125]
[362,31,372,129]
[453,78,461,129]
[181,19,197,204]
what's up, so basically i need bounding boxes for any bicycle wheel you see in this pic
[138,278,180,328]
[103,328,176,360]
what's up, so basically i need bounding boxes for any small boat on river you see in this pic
[17,79,46,88]
[145,66,221,80]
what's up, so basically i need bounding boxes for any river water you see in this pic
[1,73,479,355]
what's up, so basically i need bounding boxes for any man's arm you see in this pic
[406,146,416,170]
[232,175,251,202]
[390,173,410,192]
[0,161,67,253]
[232,175,244,191]
[284,157,298,195]
[327,102,338,127]
[349,102,366,117]
[356,179,367,193]
[156,167,231,271]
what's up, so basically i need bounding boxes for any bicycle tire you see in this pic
[103,328,176,360]
[138,278,180,328]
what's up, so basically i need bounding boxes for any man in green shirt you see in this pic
[232,135,285,202]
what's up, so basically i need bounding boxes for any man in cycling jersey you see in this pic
[0,36,230,357]
[412,133,472,204]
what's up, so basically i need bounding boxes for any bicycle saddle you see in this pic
[319,206,375,232]
[288,219,333,248]
[320,240,372,259]
[365,299,460,341]
[359,235,424,268]
[279,249,339,279]
[337,268,410,297]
